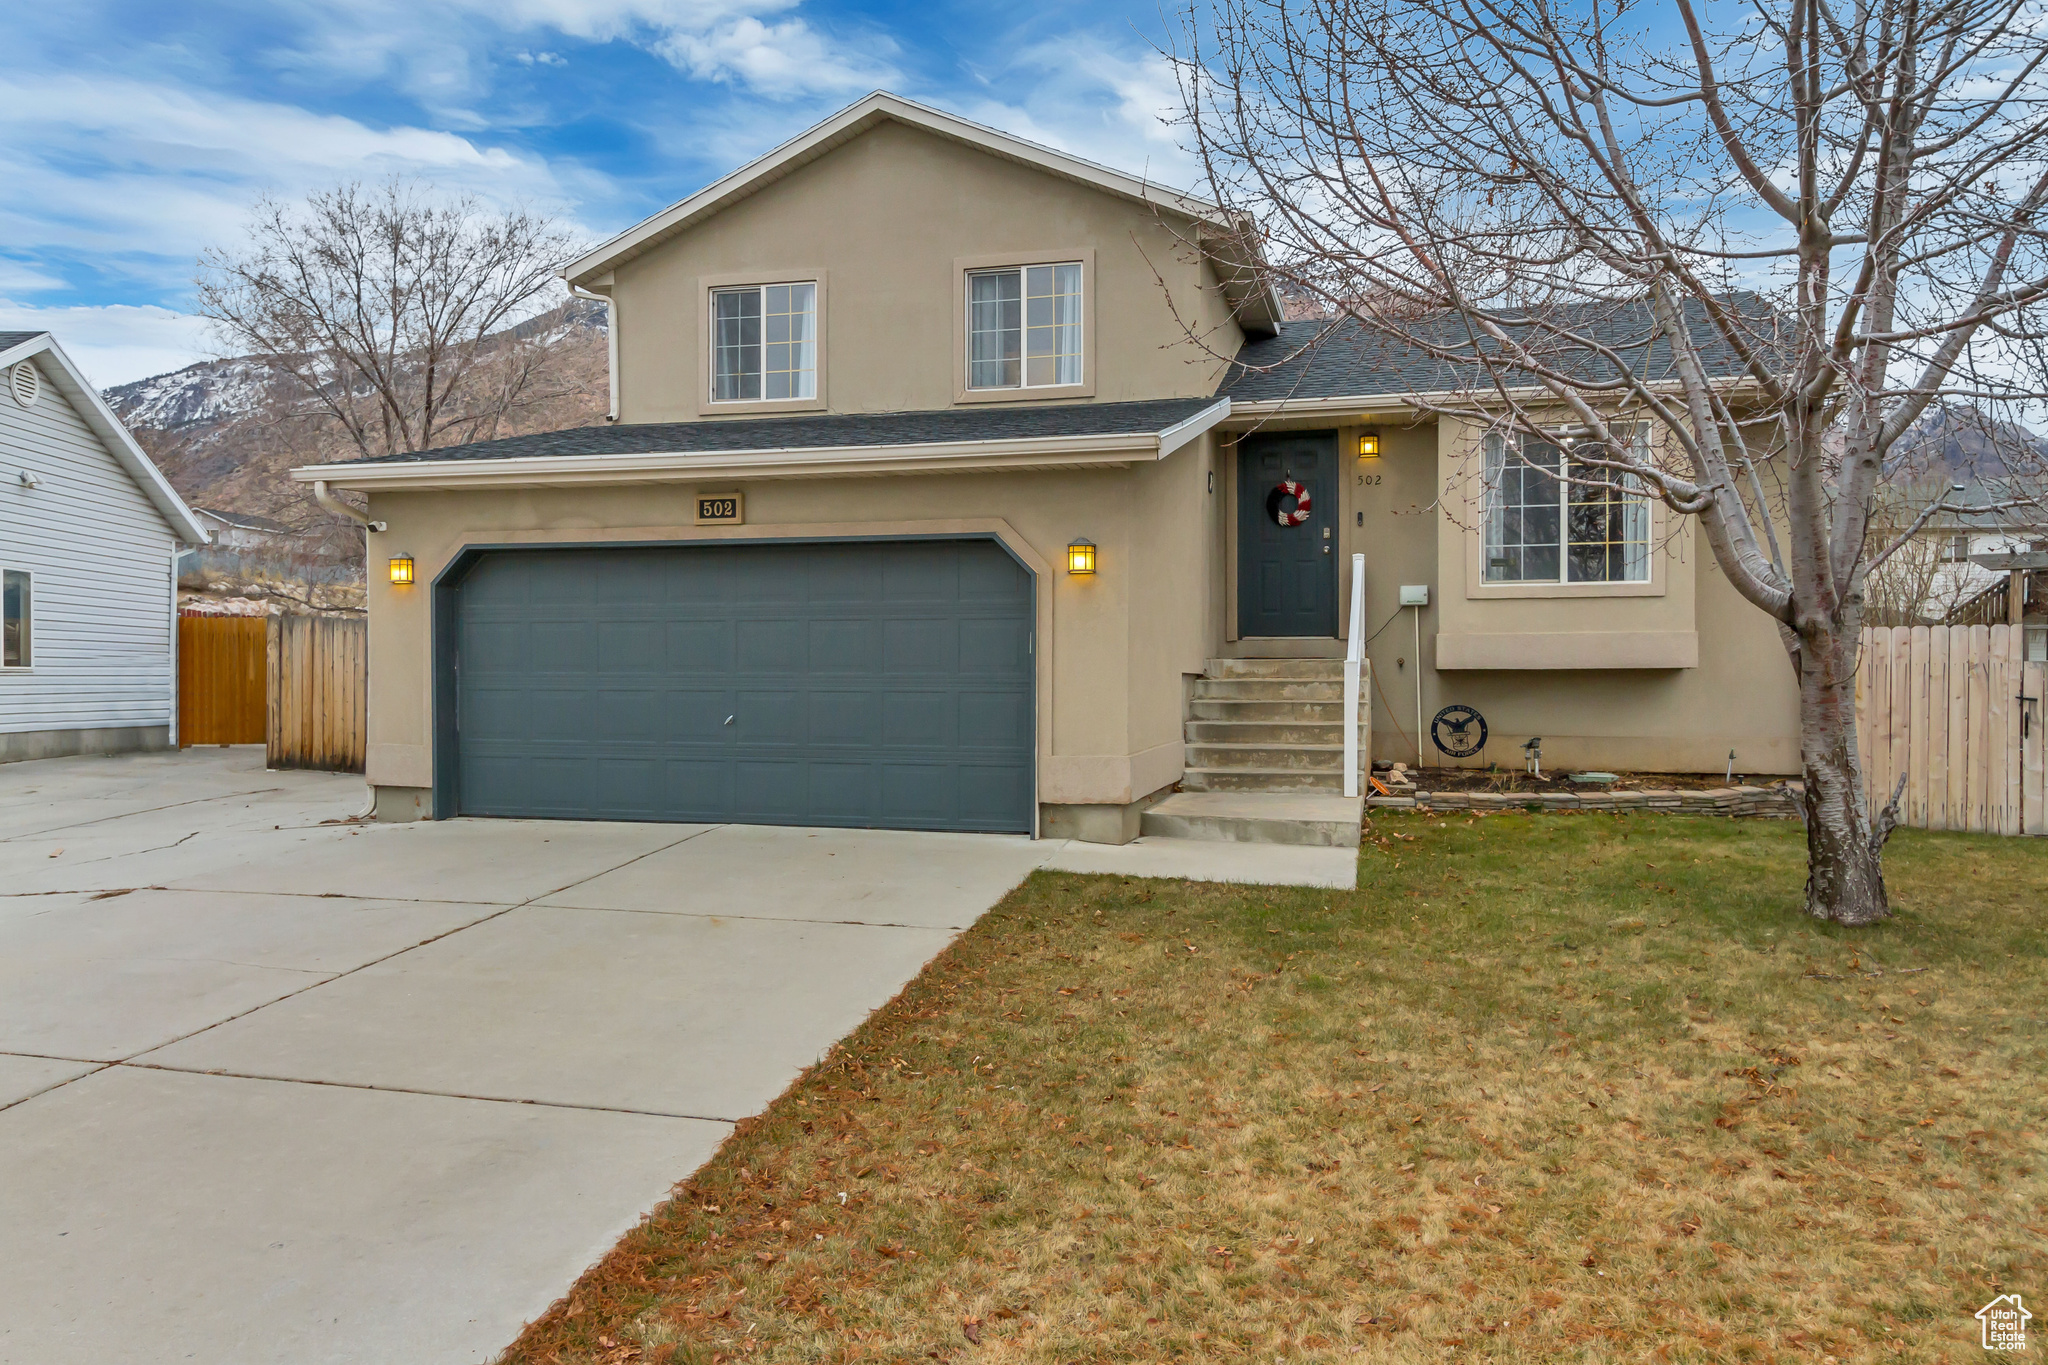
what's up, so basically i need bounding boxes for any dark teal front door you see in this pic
[1238,432,1338,637]
[447,539,1034,832]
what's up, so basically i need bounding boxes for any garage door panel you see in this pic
[882,691,955,747]
[879,763,957,821]
[807,547,887,601]
[809,619,880,672]
[958,547,1031,601]
[663,759,732,816]
[597,620,664,670]
[455,540,1032,832]
[882,618,959,673]
[666,620,732,670]
[959,618,1028,672]
[736,689,803,743]
[958,690,1032,748]
[594,757,663,815]
[664,689,736,740]
[808,689,880,744]
[957,765,1033,823]
[734,759,807,820]
[807,762,880,819]
[532,621,595,664]
[737,619,806,670]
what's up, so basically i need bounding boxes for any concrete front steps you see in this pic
[1142,791,1362,848]
[1147,658,1366,848]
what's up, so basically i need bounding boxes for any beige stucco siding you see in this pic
[361,437,1224,807]
[608,120,1243,424]
[1239,414,1800,773]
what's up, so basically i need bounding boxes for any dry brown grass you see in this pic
[500,814,2046,1364]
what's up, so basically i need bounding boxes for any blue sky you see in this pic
[0,0,1201,387]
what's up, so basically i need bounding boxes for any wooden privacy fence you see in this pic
[178,614,266,745]
[267,614,367,774]
[1858,625,2046,836]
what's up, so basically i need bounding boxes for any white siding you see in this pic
[0,357,178,734]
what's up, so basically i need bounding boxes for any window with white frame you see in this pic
[967,263,1082,389]
[710,282,816,402]
[2,569,29,667]
[1483,432,1651,584]
[1943,532,1974,562]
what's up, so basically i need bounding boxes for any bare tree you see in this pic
[198,179,581,461]
[1174,0,2048,924]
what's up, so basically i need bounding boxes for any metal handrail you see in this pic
[1344,553,1366,798]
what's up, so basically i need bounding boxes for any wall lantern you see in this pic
[1356,432,1382,458]
[388,555,416,586]
[1066,538,1097,576]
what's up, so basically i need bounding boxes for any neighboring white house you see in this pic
[0,331,209,764]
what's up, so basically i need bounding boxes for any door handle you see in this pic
[724,715,736,725]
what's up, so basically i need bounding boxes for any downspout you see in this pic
[567,283,619,422]
[313,480,386,533]
[168,544,183,748]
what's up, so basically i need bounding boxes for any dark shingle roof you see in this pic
[0,331,48,352]
[327,397,1223,465]
[1222,297,1772,403]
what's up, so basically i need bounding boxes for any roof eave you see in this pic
[292,399,1229,492]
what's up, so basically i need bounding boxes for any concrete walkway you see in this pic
[0,749,1353,1364]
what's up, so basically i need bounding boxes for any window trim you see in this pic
[1,566,31,670]
[952,249,1095,404]
[699,270,828,415]
[1465,428,1665,599]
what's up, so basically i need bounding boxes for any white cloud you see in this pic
[0,73,590,298]
[653,15,894,96]
[0,301,216,389]
[955,41,1201,193]
[271,0,895,104]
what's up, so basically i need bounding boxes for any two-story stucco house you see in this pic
[294,92,1799,843]
[2,331,209,763]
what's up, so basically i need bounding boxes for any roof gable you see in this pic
[0,332,209,543]
[564,92,1280,335]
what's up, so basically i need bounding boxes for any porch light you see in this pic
[388,555,415,586]
[1066,538,1097,575]
[1356,432,1381,457]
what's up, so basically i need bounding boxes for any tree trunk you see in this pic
[1797,628,1890,925]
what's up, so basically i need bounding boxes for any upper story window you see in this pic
[1483,432,1650,584]
[711,282,816,402]
[968,263,1082,390]
[2,569,29,668]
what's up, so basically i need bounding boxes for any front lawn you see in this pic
[502,814,2045,1364]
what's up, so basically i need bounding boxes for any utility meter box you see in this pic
[1399,584,1430,607]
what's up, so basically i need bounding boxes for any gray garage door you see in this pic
[450,540,1034,832]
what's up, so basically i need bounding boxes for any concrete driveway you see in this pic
[0,748,1351,1364]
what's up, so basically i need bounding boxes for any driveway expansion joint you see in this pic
[116,1062,743,1123]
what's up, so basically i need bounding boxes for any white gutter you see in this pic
[294,399,1232,493]
[313,479,387,532]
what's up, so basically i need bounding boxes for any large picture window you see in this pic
[2,569,29,668]
[968,263,1082,389]
[1483,433,1650,584]
[711,282,816,402]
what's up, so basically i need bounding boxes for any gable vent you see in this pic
[8,361,39,408]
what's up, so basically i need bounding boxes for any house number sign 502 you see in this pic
[695,493,744,525]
